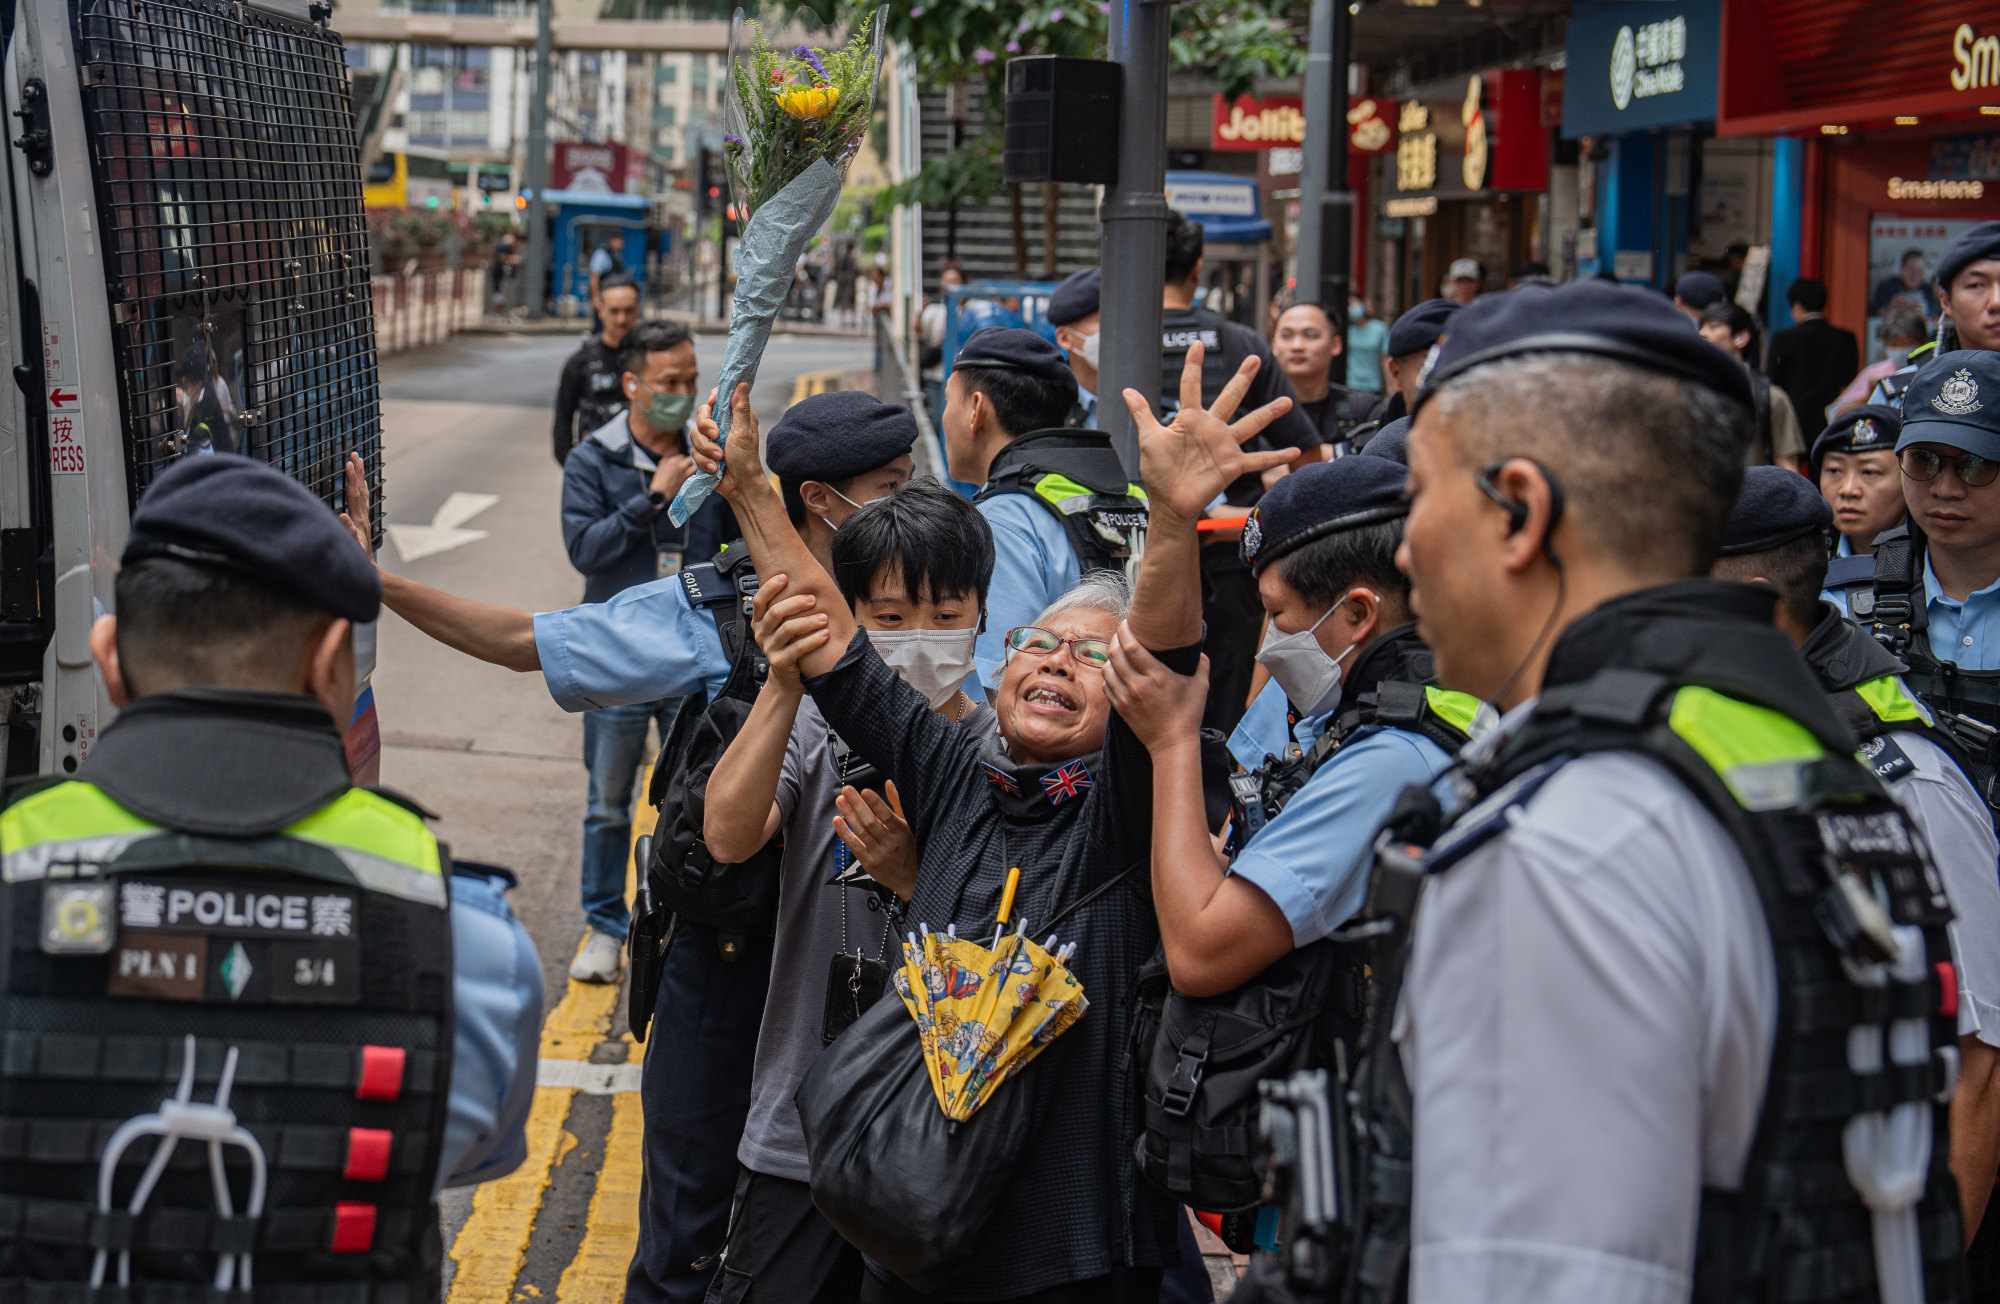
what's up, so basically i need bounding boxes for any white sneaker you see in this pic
[569,929,625,983]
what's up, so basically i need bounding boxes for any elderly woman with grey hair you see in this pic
[691,380,1202,1303]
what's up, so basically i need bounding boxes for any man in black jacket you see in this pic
[1767,277,1858,440]
[553,273,641,466]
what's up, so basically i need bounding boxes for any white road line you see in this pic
[535,1057,644,1094]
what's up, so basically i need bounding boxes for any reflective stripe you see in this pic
[1031,472,1148,514]
[0,782,445,905]
[1424,687,1483,737]
[1666,686,1825,812]
[1855,674,1934,728]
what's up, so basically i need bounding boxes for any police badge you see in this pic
[1933,368,1983,417]
[1241,511,1263,560]
[1851,418,1874,446]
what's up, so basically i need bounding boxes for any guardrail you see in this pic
[371,267,489,356]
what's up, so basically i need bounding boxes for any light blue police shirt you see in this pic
[1924,553,2000,670]
[1230,678,1292,770]
[589,246,616,277]
[1076,387,1100,431]
[439,869,545,1193]
[1820,535,1861,616]
[974,492,1081,691]
[1228,710,1453,947]
[533,575,733,712]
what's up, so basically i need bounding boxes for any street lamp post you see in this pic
[1295,0,1353,347]
[522,0,552,320]
[1096,0,1171,476]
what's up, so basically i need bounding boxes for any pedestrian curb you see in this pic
[463,313,871,342]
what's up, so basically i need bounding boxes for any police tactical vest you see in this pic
[1861,524,2000,811]
[975,429,1149,582]
[1159,306,1238,407]
[1876,340,1938,412]
[0,780,454,1304]
[1799,604,1985,802]
[1333,600,1963,1304]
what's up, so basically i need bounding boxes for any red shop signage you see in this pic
[1210,95,1397,154]
[1719,4,2000,135]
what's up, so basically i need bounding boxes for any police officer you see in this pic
[1105,445,1476,996]
[1362,299,1461,430]
[1,455,542,1299]
[339,393,918,1304]
[1046,266,1103,429]
[1271,302,1379,452]
[943,326,1149,691]
[1872,221,2000,407]
[1812,404,1905,616]
[555,272,641,465]
[1713,465,2000,1244]
[1860,350,2000,814]
[1370,281,1962,1302]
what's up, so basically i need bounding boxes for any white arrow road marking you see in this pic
[386,491,500,562]
[535,1058,644,1094]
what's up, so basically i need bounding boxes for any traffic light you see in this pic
[697,147,722,216]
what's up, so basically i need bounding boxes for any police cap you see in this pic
[1045,268,1100,327]
[122,454,381,622]
[1932,220,2000,293]
[765,391,919,482]
[1809,403,1901,474]
[1718,465,1832,557]
[955,327,1079,398]
[1412,279,1755,417]
[1385,298,1461,359]
[1673,270,1727,310]
[1241,457,1409,573]
[1896,349,2000,461]
[1361,416,1411,466]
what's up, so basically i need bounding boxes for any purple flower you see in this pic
[908,4,924,13]
[973,46,996,63]
[724,133,744,146]
[1018,16,1031,30]
[1005,39,1020,50]
[1050,8,1063,19]
[792,45,830,81]
[1098,2,1109,11]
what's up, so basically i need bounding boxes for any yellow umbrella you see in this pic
[892,926,1087,1122]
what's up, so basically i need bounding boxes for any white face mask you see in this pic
[816,483,875,534]
[1254,603,1348,717]
[871,627,979,709]
[1075,330,1100,372]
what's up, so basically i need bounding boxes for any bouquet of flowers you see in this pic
[669,9,885,525]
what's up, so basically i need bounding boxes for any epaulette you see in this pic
[679,560,737,608]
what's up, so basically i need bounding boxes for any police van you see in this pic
[0,0,384,781]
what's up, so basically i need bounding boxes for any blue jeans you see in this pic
[580,696,681,939]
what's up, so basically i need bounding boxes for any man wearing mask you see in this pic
[558,319,736,983]
[1834,306,1932,415]
[555,272,640,466]
[1346,294,1389,395]
[1873,222,2000,407]
[1047,266,1102,429]
[337,392,916,1304]
[1272,301,1377,451]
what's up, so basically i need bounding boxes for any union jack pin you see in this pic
[1040,760,1094,804]
[981,762,1021,797]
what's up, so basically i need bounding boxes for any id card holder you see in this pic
[656,547,684,580]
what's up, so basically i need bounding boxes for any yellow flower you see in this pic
[776,86,839,119]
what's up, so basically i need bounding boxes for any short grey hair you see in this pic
[1035,569,1132,626]
[1427,354,1752,577]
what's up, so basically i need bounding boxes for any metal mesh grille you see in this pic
[72,0,383,537]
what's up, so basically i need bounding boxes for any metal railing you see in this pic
[370,267,489,355]
[875,314,945,482]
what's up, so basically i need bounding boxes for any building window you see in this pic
[450,111,489,138]
[659,63,677,85]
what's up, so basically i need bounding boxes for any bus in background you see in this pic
[362,147,453,210]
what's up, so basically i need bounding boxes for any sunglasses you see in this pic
[1901,446,2000,488]
[1005,626,1112,669]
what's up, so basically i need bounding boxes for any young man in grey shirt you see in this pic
[700,481,997,1303]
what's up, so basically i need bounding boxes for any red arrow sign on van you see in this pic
[48,388,76,408]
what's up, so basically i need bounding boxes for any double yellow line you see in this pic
[446,785,656,1304]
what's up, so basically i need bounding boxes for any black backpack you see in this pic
[627,542,780,1036]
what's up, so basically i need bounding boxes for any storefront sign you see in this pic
[1888,178,1987,200]
[1211,95,1395,154]
[1720,6,2000,136]
[552,141,641,194]
[1386,69,1548,208]
[1931,130,2000,181]
[1563,0,1720,138]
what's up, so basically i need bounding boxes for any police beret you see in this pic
[1413,279,1754,416]
[955,327,1079,398]
[1897,349,2000,462]
[1673,270,1727,310]
[765,391,919,482]
[1385,298,1461,359]
[1045,268,1100,327]
[1361,416,1411,466]
[122,454,381,622]
[1810,404,1901,473]
[1717,464,1832,557]
[1932,220,2000,293]
[1241,456,1408,573]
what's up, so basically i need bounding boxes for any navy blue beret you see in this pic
[1898,349,2000,461]
[1413,279,1754,416]
[1673,271,1727,309]
[955,327,1079,398]
[1718,464,1832,557]
[1933,221,2000,293]
[123,454,381,622]
[1810,403,1901,472]
[1045,268,1100,327]
[765,391,919,482]
[1385,298,1461,359]
[1241,457,1408,573]
[1361,416,1411,466]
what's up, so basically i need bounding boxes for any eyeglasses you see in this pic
[1900,446,2000,488]
[1005,626,1112,669]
